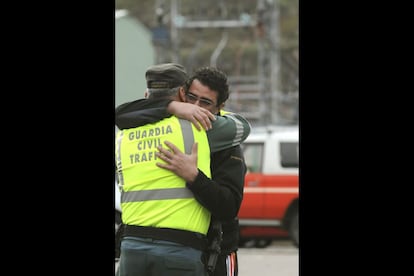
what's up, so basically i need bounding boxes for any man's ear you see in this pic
[144,89,149,99]
[217,102,225,114]
[178,87,186,102]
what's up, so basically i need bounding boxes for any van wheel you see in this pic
[255,239,272,248]
[288,211,299,248]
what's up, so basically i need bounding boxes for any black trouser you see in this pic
[210,251,238,276]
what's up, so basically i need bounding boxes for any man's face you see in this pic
[180,79,224,114]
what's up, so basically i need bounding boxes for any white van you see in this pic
[238,125,299,247]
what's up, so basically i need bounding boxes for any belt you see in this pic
[123,224,208,251]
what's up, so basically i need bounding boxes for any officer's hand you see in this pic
[167,101,215,131]
[156,141,199,182]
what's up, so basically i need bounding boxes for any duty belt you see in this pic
[123,224,208,251]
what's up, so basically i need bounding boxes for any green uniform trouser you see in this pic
[118,236,208,276]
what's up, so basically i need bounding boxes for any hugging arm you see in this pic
[116,99,251,151]
[155,141,246,220]
[115,99,213,131]
[207,112,251,152]
[187,146,246,220]
[115,98,172,130]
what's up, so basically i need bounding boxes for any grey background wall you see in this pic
[115,10,155,108]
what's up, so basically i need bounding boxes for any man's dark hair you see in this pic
[184,67,229,106]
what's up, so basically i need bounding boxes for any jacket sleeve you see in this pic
[186,145,246,220]
[116,100,252,152]
[115,98,173,129]
[207,112,251,152]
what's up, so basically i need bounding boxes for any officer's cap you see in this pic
[145,63,188,89]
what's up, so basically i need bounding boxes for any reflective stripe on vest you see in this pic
[122,188,194,202]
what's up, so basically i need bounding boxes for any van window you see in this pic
[242,143,263,173]
[280,142,299,168]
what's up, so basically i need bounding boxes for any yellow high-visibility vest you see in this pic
[115,116,212,235]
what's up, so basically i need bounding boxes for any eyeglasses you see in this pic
[185,92,215,108]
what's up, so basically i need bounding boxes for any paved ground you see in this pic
[238,239,298,276]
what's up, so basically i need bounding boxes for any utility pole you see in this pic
[257,0,281,125]
[170,0,179,63]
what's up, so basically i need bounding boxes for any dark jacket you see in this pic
[189,145,245,254]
